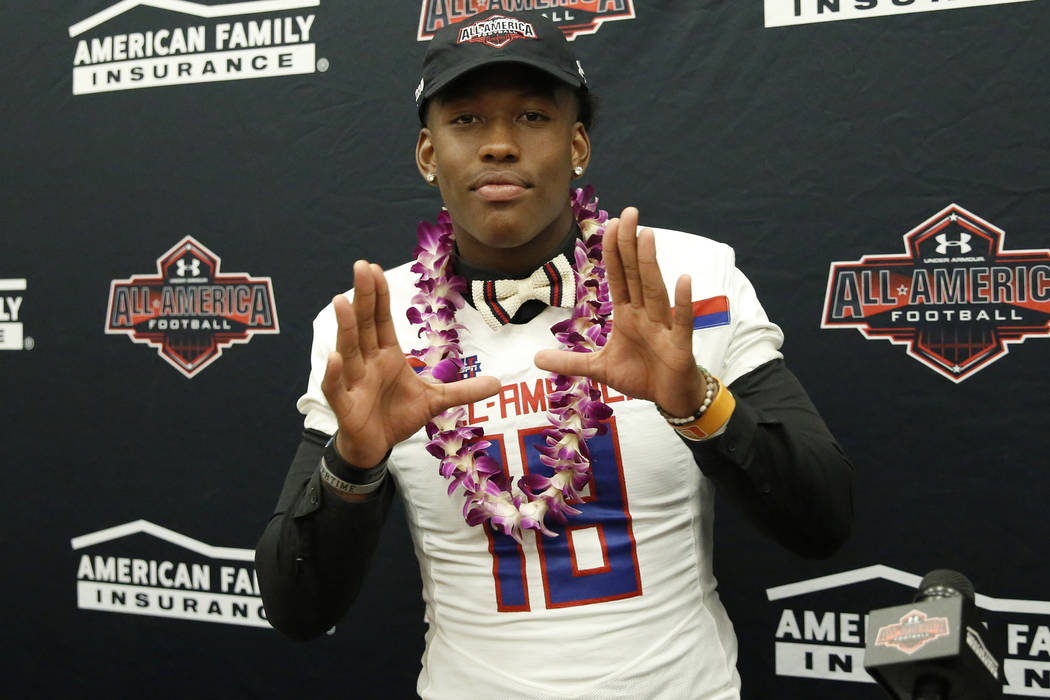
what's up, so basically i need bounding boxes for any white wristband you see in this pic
[319,458,387,496]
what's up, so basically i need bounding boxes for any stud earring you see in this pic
[572,166,584,177]
[426,172,437,184]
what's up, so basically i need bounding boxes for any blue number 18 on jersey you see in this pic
[483,418,643,612]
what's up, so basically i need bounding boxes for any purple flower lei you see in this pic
[408,187,614,543]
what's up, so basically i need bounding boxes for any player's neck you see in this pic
[454,206,577,277]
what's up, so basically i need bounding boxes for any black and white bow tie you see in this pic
[471,253,577,331]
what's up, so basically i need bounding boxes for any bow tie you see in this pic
[471,253,577,331]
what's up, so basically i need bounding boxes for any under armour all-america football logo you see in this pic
[416,1,637,42]
[105,236,279,378]
[821,204,1050,382]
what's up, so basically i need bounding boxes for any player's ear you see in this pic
[416,128,436,182]
[571,122,591,175]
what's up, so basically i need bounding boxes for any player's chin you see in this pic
[473,211,542,247]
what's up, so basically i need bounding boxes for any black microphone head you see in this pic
[914,569,976,603]
[866,569,1001,699]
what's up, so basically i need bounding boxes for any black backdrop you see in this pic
[3,1,1049,697]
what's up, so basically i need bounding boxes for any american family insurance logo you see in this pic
[821,204,1050,382]
[765,0,1035,27]
[0,278,32,351]
[73,520,267,628]
[417,1,635,41]
[766,564,1050,695]
[105,236,278,378]
[69,0,325,95]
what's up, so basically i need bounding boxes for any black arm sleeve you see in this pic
[686,358,854,559]
[254,428,395,641]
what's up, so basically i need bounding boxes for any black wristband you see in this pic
[323,435,390,485]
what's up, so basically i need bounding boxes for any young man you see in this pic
[256,10,852,699]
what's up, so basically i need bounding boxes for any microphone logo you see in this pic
[874,609,951,655]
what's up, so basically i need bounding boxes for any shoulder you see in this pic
[644,226,737,275]
[647,226,735,259]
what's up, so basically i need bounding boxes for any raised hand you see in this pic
[321,260,501,468]
[534,207,706,417]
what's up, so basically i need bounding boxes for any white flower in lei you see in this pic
[407,187,614,543]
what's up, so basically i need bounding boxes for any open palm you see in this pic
[535,207,706,417]
[322,261,500,469]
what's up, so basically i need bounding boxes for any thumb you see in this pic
[433,375,501,414]
[534,348,596,378]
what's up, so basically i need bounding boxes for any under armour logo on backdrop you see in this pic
[176,257,201,277]
[935,232,972,255]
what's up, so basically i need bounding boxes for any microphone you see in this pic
[863,569,1002,699]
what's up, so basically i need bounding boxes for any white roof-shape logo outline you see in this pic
[71,519,254,562]
[69,0,320,38]
[766,564,1050,615]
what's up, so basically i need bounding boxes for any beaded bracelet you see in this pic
[656,368,736,442]
[656,367,716,425]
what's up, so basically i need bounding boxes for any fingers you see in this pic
[638,228,672,328]
[352,260,379,356]
[333,261,396,389]
[606,207,672,326]
[615,207,643,307]
[370,263,399,349]
[332,294,365,385]
[603,217,629,304]
[672,274,694,347]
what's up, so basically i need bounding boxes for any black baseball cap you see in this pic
[415,11,589,115]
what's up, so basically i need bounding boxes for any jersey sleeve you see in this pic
[719,260,784,385]
[256,291,396,641]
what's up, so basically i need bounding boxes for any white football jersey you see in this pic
[298,228,784,699]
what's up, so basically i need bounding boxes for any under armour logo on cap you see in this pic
[472,254,576,331]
